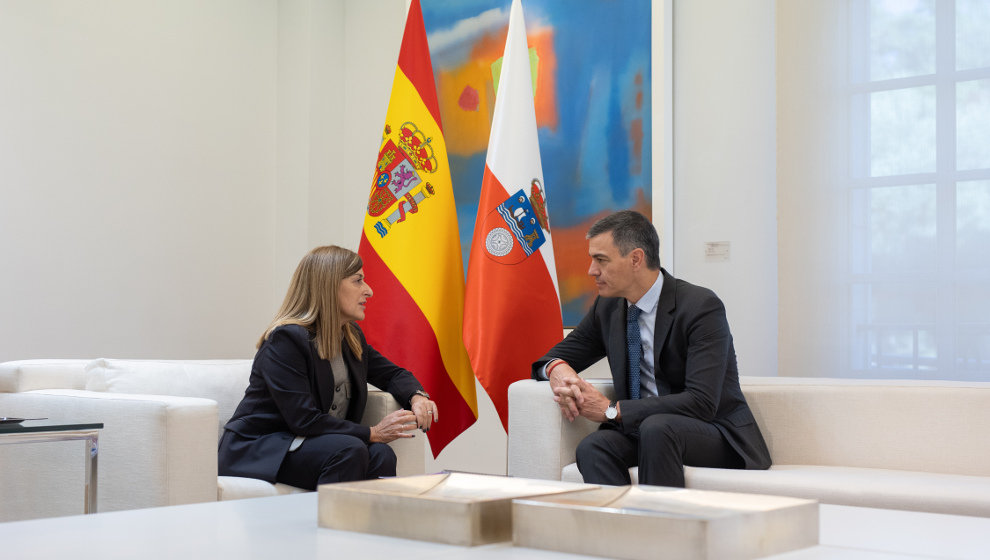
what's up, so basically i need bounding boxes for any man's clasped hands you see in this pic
[547,361,614,424]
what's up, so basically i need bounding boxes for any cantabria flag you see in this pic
[358,0,477,456]
[464,0,563,431]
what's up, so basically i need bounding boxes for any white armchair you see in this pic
[0,358,426,521]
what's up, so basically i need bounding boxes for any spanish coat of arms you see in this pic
[368,121,437,238]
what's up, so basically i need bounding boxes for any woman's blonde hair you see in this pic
[258,245,363,360]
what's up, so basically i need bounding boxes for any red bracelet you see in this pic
[545,359,568,377]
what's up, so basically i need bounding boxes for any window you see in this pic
[849,0,990,377]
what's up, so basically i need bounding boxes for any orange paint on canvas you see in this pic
[434,25,558,156]
[437,62,495,155]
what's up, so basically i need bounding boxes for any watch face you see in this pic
[605,406,617,420]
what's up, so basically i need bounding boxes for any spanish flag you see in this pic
[464,0,563,431]
[358,0,477,457]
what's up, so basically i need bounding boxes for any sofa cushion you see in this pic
[562,462,990,517]
[740,377,990,476]
[216,476,307,500]
[0,359,90,392]
[85,359,251,436]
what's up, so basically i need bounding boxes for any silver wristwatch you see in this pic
[604,400,619,422]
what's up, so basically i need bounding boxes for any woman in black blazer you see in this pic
[218,245,438,489]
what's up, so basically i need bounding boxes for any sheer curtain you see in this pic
[778,0,990,381]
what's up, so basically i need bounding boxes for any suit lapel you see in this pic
[654,269,676,373]
[341,342,367,421]
[341,344,364,387]
[314,354,334,413]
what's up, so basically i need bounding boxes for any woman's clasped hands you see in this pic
[368,394,439,443]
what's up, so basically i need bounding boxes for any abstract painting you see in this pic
[421,0,652,325]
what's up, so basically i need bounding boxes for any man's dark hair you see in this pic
[587,210,661,270]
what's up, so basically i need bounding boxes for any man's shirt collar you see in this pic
[628,271,663,314]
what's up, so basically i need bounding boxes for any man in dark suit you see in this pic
[533,210,771,487]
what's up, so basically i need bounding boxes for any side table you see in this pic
[0,419,104,513]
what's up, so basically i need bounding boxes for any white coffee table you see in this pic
[0,491,986,559]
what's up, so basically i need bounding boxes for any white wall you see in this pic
[0,0,780,474]
[0,0,403,360]
[0,0,279,361]
[776,0,849,378]
[672,0,778,377]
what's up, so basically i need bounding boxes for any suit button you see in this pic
[335,386,341,392]
[331,404,337,410]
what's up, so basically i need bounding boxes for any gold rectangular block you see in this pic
[317,473,597,546]
[513,485,819,560]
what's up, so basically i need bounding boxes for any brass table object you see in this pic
[318,472,596,546]
[513,484,819,560]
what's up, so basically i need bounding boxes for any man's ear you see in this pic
[630,247,645,269]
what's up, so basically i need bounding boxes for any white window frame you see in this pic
[848,0,990,378]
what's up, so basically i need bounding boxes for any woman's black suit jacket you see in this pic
[218,324,424,483]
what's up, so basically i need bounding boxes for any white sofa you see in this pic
[0,358,426,522]
[508,376,990,517]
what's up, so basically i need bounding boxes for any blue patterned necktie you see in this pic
[627,305,642,399]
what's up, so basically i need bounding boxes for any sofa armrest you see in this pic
[507,379,610,481]
[0,390,217,521]
[361,387,425,476]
